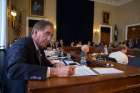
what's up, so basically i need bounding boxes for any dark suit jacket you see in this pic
[6,37,53,80]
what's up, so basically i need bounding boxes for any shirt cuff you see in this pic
[46,67,50,78]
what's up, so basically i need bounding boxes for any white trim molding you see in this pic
[125,23,140,40]
[0,0,7,49]
[99,25,113,43]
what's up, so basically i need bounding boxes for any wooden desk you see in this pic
[28,62,140,93]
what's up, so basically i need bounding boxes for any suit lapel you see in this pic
[27,37,53,67]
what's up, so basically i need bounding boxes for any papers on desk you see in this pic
[47,56,59,60]
[74,66,97,76]
[63,60,80,65]
[49,59,65,65]
[93,67,124,74]
[44,50,57,57]
[58,56,66,59]
[64,60,74,64]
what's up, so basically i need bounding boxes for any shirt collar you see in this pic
[33,40,39,51]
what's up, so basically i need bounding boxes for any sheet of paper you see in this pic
[74,66,97,76]
[47,56,59,60]
[49,59,65,65]
[93,67,124,74]
[63,60,75,65]
[63,60,80,65]
[64,60,75,64]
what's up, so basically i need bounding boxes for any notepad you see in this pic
[74,65,97,76]
[92,67,124,74]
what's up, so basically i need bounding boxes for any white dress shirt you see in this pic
[33,40,50,78]
[109,51,128,65]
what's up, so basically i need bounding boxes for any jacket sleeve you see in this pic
[6,41,48,80]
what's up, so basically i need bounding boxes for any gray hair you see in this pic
[118,45,127,51]
[31,20,54,34]
[81,45,89,51]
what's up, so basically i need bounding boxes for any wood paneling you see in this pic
[101,31,110,45]
[101,27,110,45]
[128,25,140,39]
[28,61,140,93]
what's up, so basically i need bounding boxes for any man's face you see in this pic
[124,48,128,54]
[84,48,89,53]
[122,48,127,54]
[35,26,54,48]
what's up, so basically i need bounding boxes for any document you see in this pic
[63,60,80,65]
[64,60,75,64]
[47,56,59,60]
[74,65,97,76]
[93,67,124,74]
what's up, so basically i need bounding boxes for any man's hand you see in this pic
[50,60,65,67]
[50,66,75,77]
[86,54,96,62]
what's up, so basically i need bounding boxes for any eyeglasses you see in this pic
[43,31,53,37]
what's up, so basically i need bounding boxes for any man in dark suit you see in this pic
[5,20,74,93]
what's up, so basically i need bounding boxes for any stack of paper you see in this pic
[93,67,124,74]
[64,60,75,64]
[74,66,97,76]
[64,60,80,65]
